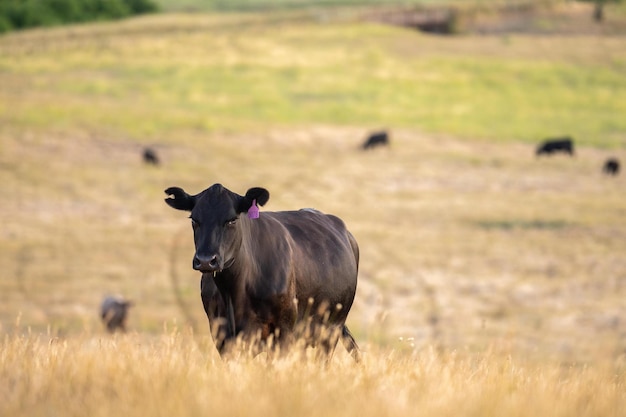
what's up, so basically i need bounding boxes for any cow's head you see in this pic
[165,183,270,273]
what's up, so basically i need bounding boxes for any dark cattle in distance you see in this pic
[165,183,361,362]
[603,158,620,176]
[101,295,133,333]
[536,137,575,157]
[143,147,160,165]
[362,131,389,150]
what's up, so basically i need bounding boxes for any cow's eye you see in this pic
[190,218,199,229]
[226,218,237,227]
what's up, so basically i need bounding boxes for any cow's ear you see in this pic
[246,187,270,206]
[237,187,270,213]
[164,187,196,211]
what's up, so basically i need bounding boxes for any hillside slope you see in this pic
[0,12,625,363]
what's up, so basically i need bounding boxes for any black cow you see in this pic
[164,184,361,362]
[603,158,620,176]
[143,147,160,165]
[101,295,132,333]
[362,131,389,150]
[536,137,574,156]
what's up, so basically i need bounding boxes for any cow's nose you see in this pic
[193,254,221,272]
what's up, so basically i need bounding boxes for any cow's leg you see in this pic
[310,323,342,364]
[341,325,362,363]
[200,274,230,355]
[267,295,299,357]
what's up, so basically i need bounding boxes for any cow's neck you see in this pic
[213,269,244,331]
[231,214,264,274]
[213,269,236,293]
[212,215,268,332]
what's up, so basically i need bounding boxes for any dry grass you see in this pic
[2,127,624,362]
[1,331,625,417]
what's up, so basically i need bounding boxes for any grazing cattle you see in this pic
[536,137,575,156]
[362,131,389,150]
[603,158,620,176]
[164,183,361,362]
[101,295,132,333]
[143,147,160,165]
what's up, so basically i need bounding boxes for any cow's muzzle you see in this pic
[193,254,222,272]
[193,254,235,273]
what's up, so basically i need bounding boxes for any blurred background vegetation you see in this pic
[2,0,625,33]
[0,0,625,362]
[0,0,158,32]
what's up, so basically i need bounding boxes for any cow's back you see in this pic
[537,137,574,156]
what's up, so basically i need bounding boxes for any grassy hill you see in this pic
[0,7,626,416]
[2,8,625,145]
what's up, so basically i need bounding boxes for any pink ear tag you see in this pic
[247,199,259,219]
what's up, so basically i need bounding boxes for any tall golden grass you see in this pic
[1,330,625,417]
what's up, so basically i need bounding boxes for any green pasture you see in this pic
[1,12,625,147]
